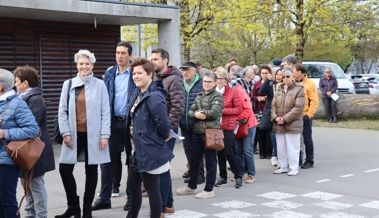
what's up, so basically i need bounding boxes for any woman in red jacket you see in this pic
[214,67,245,189]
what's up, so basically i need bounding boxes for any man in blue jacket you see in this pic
[179,62,205,184]
[92,41,136,211]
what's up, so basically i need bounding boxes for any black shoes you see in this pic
[235,178,243,189]
[111,187,120,197]
[55,205,80,218]
[123,198,130,211]
[91,199,111,211]
[182,171,189,178]
[215,178,227,187]
[184,177,205,184]
[301,162,314,169]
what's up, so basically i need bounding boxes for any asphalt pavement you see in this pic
[17,127,379,218]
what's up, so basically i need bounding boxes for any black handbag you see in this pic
[254,103,263,126]
[259,109,273,130]
[54,79,72,144]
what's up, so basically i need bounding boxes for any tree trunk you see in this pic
[295,0,305,63]
[314,93,379,119]
[183,44,190,62]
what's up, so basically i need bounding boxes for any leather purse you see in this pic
[203,121,224,151]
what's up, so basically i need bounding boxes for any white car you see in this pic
[303,61,355,94]
[360,75,379,95]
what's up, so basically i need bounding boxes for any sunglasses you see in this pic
[282,75,291,79]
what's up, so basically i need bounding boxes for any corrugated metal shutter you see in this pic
[0,18,120,140]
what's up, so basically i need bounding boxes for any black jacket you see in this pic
[19,88,55,178]
[258,78,276,130]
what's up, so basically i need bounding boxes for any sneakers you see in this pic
[111,187,119,197]
[215,178,228,187]
[271,156,278,167]
[195,190,214,199]
[235,178,242,189]
[164,206,175,213]
[288,171,299,176]
[274,168,288,174]
[245,175,256,183]
[301,162,314,169]
[176,187,197,195]
[333,117,337,123]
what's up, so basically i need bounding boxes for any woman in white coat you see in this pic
[56,50,111,218]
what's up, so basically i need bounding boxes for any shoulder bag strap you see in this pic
[66,79,72,116]
[0,101,11,126]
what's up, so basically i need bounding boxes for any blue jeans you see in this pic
[188,133,217,192]
[234,127,256,176]
[159,128,177,212]
[0,164,21,218]
[99,122,129,203]
[269,130,277,157]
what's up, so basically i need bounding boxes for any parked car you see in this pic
[303,61,355,94]
[350,75,370,94]
[366,78,379,95]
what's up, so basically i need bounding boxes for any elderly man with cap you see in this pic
[178,61,205,185]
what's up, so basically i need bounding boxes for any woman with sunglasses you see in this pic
[271,68,304,176]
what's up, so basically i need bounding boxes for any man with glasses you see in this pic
[319,68,338,123]
[179,62,205,185]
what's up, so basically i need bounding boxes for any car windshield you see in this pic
[303,63,346,79]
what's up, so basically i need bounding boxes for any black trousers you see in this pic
[59,132,98,206]
[258,129,273,158]
[217,130,244,179]
[127,168,161,218]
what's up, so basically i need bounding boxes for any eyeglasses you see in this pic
[325,71,331,73]
[216,78,225,81]
[282,75,291,79]
[203,80,214,84]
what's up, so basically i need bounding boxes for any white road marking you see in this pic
[211,200,255,209]
[314,201,353,210]
[257,191,297,200]
[301,191,343,200]
[213,210,258,218]
[364,168,379,173]
[262,200,303,210]
[359,200,379,209]
[165,210,207,218]
[340,174,354,178]
[320,211,365,218]
[316,179,331,183]
[265,210,312,218]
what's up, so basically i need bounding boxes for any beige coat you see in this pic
[271,81,304,133]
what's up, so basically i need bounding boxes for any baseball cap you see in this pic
[179,61,196,69]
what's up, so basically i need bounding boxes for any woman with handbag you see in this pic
[252,65,273,159]
[271,68,304,176]
[176,71,224,199]
[0,69,39,218]
[13,66,56,218]
[125,58,173,218]
[56,50,111,218]
[258,67,283,167]
[213,67,244,189]
[234,84,258,184]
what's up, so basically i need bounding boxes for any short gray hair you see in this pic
[282,54,297,65]
[281,67,294,77]
[215,67,229,81]
[203,71,217,82]
[230,65,242,77]
[74,50,96,64]
[242,66,255,77]
[0,69,15,92]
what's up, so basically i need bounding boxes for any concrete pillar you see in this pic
[158,18,181,68]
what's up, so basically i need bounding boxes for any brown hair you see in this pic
[130,58,155,80]
[258,65,272,76]
[293,63,307,74]
[13,66,39,88]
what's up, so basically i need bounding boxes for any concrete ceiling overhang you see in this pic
[0,0,180,25]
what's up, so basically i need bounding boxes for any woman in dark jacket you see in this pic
[125,58,173,218]
[214,67,244,189]
[259,67,283,167]
[176,71,224,199]
[253,65,273,159]
[14,66,55,218]
[319,67,338,123]
[0,69,39,218]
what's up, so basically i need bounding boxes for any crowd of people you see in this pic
[0,40,339,218]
